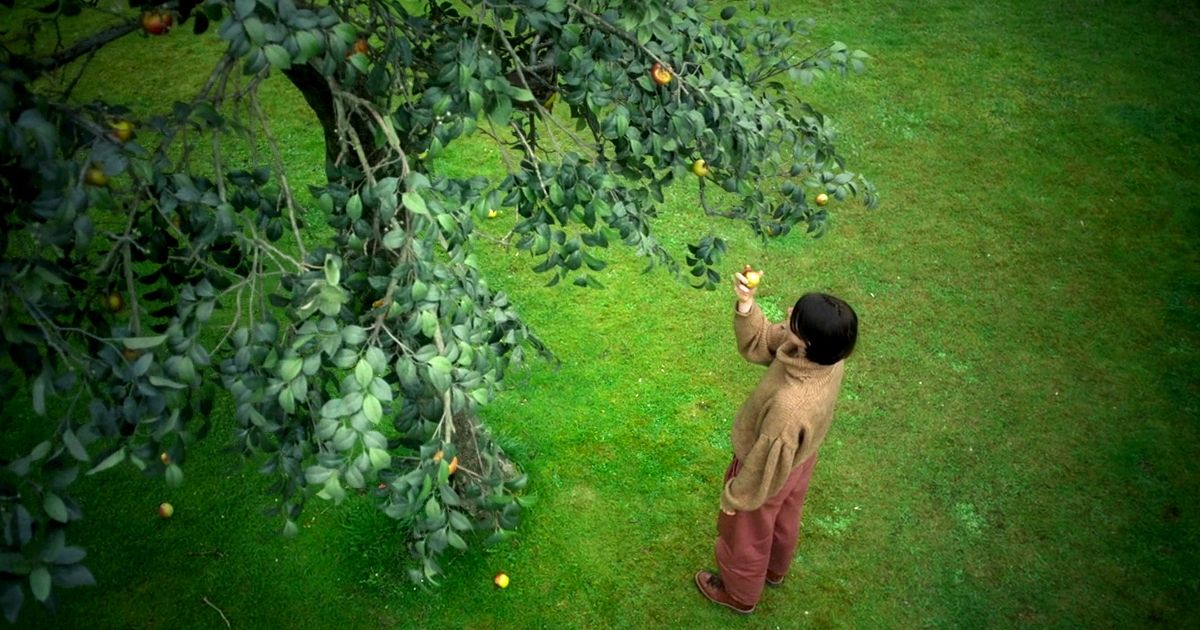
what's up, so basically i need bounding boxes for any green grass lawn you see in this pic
[6,0,1200,627]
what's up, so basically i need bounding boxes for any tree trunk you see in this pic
[281,64,379,168]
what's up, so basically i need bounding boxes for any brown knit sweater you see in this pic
[721,302,846,513]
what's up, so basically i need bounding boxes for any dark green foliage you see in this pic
[0,0,873,621]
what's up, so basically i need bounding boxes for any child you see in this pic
[694,270,858,614]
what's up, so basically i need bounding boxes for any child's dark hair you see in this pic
[789,293,858,365]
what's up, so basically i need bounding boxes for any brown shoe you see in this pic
[766,571,785,587]
[694,571,755,614]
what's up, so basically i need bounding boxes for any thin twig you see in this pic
[566,1,688,95]
[698,178,737,219]
[121,242,141,336]
[433,326,454,443]
[203,597,231,628]
[248,89,308,261]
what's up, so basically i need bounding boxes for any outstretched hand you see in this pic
[733,272,756,313]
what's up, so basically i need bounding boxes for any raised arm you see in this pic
[732,272,790,365]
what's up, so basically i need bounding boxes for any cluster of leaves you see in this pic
[0,0,875,622]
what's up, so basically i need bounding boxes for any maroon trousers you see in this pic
[715,454,818,606]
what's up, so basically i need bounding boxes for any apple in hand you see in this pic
[741,264,763,289]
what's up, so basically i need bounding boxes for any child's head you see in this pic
[788,293,858,365]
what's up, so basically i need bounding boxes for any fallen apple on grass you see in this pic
[141,11,172,36]
[494,572,510,588]
[158,502,174,518]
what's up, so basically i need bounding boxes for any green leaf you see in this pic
[264,44,291,69]
[295,30,322,60]
[29,441,50,462]
[43,493,68,523]
[31,373,45,415]
[279,358,303,382]
[365,346,387,374]
[332,426,357,451]
[318,475,346,504]
[420,310,438,338]
[490,95,512,126]
[368,377,392,402]
[52,564,95,588]
[62,429,88,462]
[324,254,341,286]
[447,530,468,551]
[341,325,367,345]
[86,447,125,475]
[363,393,382,424]
[448,510,472,531]
[279,387,296,413]
[355,358,373,389]
[243,17,266,45]
[383,229,404,249]
[283,520,299,538]
[305,466,332,485]
[234,0,255,18]
[321,397,347,419]
[402,191,429,215]
[122,335,167,350]
[53,547,86,565]
[411,279,428,302]
[424,497,439,519]
[332,23,357,44]
[511,87,535,102]
[428,356,452,374]
[165,463,183,488]
[30,567,50,602]
[346,194,363,221]
[0,580,21,624]
[367,447,390,469]
[148,375,187,389]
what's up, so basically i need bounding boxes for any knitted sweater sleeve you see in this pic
[733,302,791,366]
[720,422,802,513]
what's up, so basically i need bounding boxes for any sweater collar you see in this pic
[775,335,836,377]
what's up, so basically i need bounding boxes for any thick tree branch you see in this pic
[34,20,141,75]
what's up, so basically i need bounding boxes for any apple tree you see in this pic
[0,0,875,621]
